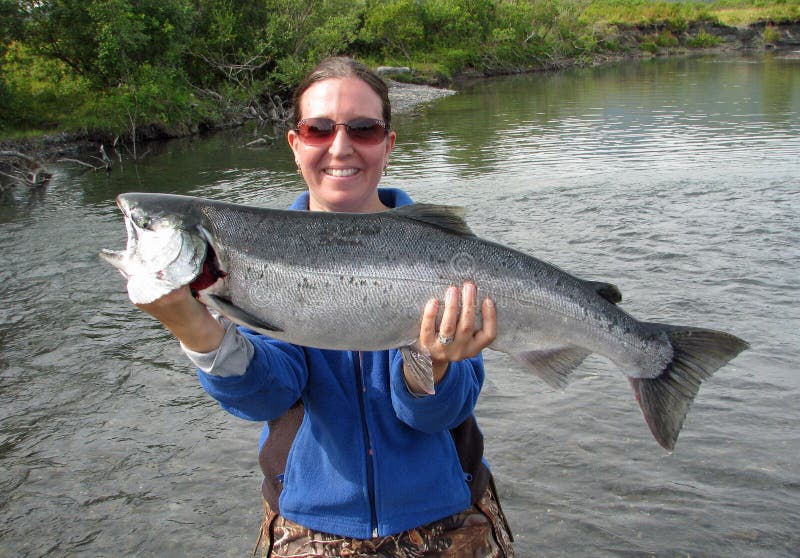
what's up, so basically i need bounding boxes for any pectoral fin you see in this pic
[201,294,284,334]
[399,343,435,395]
[511,346,591,389]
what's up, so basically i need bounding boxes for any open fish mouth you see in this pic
[99,205,211,304]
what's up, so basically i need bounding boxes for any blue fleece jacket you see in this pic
[197,188,486,538]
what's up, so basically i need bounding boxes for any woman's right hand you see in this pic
[135,285,225,353]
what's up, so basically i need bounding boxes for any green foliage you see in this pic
[0,0,24,52]
[436,48,476,77]
[188,0,362,94]
[656,31,679,48]
[265,0,363,89]
[640,40,659,53]
[708,0,800,26]
[361,0,425,60]
[422,0,496,47]
[1,0,795,139]
[762,25,781,44]
[1,42,90,130]
[642,30,680,50]
[24,0,192,87]
[582,0,718,27]
[686,29,723,47]
[88,64,202,138]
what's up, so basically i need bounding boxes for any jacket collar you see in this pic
[288,188,414,211]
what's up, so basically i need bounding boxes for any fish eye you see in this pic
[130,207,152,229]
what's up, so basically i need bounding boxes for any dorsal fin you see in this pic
[587,280,622,304]
[390,203,475,236]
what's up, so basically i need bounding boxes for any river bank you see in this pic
[1,20,798,169]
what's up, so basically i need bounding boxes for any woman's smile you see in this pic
[324,167,360,177]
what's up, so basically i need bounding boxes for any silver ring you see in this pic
[437,333,455,346]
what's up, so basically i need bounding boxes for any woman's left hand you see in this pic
[419,282,497,384]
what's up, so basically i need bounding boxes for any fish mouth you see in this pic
[99,207,140,273]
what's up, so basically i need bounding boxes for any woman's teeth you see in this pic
[325,168,358,177]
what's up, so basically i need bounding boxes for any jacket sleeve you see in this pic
[388,351,484,433]
[197,328,308,422]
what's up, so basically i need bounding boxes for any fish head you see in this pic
[100,193,214,304]
[116,192,205,231]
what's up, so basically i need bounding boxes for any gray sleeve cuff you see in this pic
[181,316,254,376]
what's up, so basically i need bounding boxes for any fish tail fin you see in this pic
[630,324,749,452]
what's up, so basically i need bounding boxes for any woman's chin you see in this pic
[312,185,381,212]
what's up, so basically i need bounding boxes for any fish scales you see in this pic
[204,203,634,358]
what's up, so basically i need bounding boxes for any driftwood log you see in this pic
[0,150,52,188]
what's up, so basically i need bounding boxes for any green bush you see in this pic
[655,30,679,47]
[1,42,91,130]
[422,0,496,47]
[361,0,425,60]
[640,40,660,53]
[763,25,781,44]
[436,48,476,77]
[686,29,722,47]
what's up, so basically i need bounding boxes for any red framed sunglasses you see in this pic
[294,117,388,146]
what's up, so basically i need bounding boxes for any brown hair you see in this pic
[291,57,392,129]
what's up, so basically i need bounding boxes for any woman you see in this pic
[136,57,514,557]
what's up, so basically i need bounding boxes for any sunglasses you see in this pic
[294,117,388,146]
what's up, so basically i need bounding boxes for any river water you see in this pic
[1,53,798,557]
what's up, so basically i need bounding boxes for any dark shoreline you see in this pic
[2,21,798,165]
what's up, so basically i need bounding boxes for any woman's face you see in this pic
[288,77,396,213]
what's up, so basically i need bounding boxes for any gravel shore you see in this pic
[387,80,456,113]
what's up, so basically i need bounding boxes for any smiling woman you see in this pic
[124,56,514,558]
[288,73,397,212]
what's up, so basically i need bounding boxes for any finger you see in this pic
[419,297,440,348]
[457,282,477,337]
[467,297,497,355]
[437,285,460,342]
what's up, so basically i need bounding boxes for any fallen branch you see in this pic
[0,151,52,187]
[0,150,38,163]
[244,136,275,147]
[58,157,107,171]
[57,144,113,172]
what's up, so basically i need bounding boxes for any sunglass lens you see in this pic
[347,119,387,144]
[299,119,335,142]
[296,118,387,145]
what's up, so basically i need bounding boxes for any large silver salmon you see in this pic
[101,193,748,451]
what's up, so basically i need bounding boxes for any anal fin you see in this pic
[511,346,591,389]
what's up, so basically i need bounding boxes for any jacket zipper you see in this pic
[354,351,379,537]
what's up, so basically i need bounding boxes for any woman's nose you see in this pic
[328,126,354,155]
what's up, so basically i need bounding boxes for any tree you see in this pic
[361,0,425,60]
[0,0,25,127]
[22,0,192,87]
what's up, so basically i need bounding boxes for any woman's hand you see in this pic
[417,282,497,384]
[135,285,225,353]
